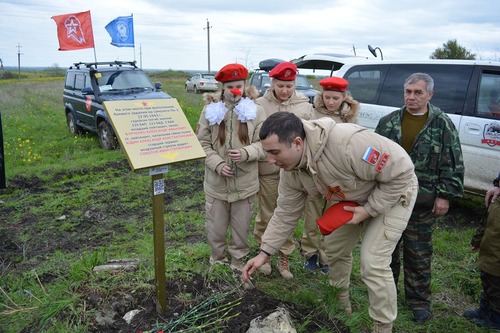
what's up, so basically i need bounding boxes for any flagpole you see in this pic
[132,13,136,64]
[91,11,97,63]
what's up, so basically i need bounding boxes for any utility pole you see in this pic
[352,44,357,56]
[204,19,212,73]
[16,43,22,79]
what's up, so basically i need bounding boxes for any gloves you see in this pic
[316,201,358,235]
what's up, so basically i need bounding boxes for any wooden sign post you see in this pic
[103,99,205,313]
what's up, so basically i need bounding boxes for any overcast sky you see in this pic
[1,0,499,72]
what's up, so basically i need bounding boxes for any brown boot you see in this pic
[277,252,293,279]
[258,255,272,275]
[337,290,352,315]
[372,321,392,333]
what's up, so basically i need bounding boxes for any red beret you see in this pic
[319,77,349,92]
[215,63,248,83]
[316,201,358,235]
[269,61,297,81]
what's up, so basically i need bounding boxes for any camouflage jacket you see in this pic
[375,103,464,206]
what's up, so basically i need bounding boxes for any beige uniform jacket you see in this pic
[197,99,266,203]
[256,89,313,176]
[261,117,417,255]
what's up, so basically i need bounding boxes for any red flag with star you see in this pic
[51,10,95,51]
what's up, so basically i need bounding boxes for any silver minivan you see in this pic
[293,55,500,195]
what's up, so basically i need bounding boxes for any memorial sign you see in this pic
[103,98,205,313]
[103,99,205,171]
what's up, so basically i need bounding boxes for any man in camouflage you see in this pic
[375,72,464,323]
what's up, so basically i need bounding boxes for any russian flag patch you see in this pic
[362,147,381,165]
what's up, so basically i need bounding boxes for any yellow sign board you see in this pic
[103,99,205,171]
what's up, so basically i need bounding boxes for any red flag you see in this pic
[51,10,95,51]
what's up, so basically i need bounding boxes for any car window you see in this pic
[344,64,473,115]
[343,66,385,103]
[384,64,472,115]
[478,72,500,118]
[74,73,86,91]
[65,72,76,90]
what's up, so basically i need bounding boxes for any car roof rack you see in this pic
[256,58,286,72]
[70,61,138,70]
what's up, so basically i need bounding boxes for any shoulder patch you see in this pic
[375,153,390,172]
[362,147,381,165]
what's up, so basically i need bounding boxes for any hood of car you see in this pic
[99,90,171,100]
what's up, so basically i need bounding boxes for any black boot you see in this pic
[464,298,488,320]
[489,311,500,329]
[464,298,500,329]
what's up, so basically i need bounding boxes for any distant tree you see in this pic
[44,63,65,76]
[430,39,476,60]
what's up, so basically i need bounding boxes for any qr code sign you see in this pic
[153,179,165,195]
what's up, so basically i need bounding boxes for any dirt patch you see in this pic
[76,272,348,333]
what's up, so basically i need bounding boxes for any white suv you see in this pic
[185,73,218,93]
[293,54,500,194]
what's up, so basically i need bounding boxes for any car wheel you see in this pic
[66,112,82,135]
[194,86,199,94]
[97,121,118,150]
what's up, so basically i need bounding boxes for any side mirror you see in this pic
[82,87,93,95]
[155,82,163,90]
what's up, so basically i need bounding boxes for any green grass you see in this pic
[0,73,491,332]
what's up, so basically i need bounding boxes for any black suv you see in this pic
[64,61,171,149]
[249,58,319,104]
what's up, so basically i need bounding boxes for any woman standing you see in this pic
[196,64,266,270]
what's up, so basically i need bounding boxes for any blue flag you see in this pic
[105,15,134,47]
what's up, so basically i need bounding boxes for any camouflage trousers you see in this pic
[390,208,436,310]
[480,270,500,316]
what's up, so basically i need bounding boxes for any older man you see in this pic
[375,72,464,323]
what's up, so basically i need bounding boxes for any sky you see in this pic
[1,0,499,73]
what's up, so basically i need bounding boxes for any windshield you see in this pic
[295,75,311,89]
[201,74,215,79]
[261,76,271,87]
[96,70,154,92]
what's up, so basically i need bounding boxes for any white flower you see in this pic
[234,97,257,123]
[205,101,228,125]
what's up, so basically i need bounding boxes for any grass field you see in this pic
[0,71,491,332]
